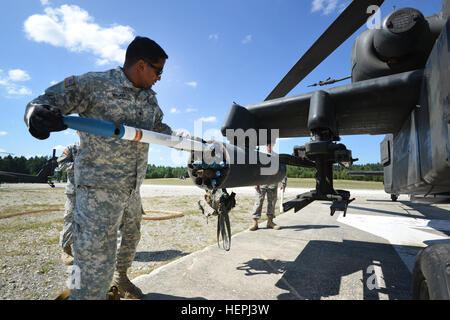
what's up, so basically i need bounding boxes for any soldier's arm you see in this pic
[24,75,91,131]
[152,108,173,135]
[57,146,75,172]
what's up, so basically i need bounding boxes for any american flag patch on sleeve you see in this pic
[64,76,75,87]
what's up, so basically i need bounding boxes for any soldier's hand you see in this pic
[28,105,67,140]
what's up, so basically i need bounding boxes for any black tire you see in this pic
[412,244,450,300]
[391,194,398,202]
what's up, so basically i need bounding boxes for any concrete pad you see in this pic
[134,191,450,300]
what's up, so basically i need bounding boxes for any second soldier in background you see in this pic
[57,142,79,266]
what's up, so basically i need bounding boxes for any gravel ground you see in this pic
[0,183,279,300]
[0,183,386,300]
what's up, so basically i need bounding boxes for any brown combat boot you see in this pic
[267,217,280,230]
[249,218,259,231]
[112,271,143,300]
[61,245,74,266]
[55,286,121,300]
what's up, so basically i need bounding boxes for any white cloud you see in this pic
[197,116,217,123]
[7,87,32,95]
[53,145,66,151]
[185,81,198,88]
[242,34,252,44]
[63,130,79,136]
[311,0,340,15]
[170,108,180,114]
[8,69,31,82]
[40,0,50,6]
[0,69,32,97]
[185,108,198,113]
[0,131,7,136]
[24,5,135,66]
[208,33,219,41]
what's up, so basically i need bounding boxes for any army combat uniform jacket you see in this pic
[25,67,172,191]
[25,68,173,299]
[57,143,79,195]
[57,143,79,249]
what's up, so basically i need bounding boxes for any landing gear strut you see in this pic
[283,91,357,216]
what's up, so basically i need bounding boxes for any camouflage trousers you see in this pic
[59,193,75,249]
[69,186,142,300]
[252,187,277,219]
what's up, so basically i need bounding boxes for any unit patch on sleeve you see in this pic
[64,76,75,88]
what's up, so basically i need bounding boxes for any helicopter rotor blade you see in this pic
[265,0,384,101]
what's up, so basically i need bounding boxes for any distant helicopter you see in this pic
[0,149,58,187]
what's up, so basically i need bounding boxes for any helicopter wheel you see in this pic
[412,244,450,299]
[391,194,398,202]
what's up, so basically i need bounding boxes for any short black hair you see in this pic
[124,36,168,68]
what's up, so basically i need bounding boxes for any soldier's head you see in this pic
[266,144,272,153]
[123,36,168,89]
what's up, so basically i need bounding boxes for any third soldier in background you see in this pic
[249,144,287,231]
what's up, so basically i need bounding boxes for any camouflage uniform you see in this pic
[252,177,287,219]
[57,143,79,249]
[24,67,172,300]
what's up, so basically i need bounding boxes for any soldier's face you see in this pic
[141,58,165,89]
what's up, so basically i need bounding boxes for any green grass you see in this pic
[142,178,193,186]
[143,178,384,190]
[0,217,63,233]
[0,204,64,217]
[38,261,56,274]
[285,178,384,190]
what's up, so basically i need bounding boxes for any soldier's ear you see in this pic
[134,59,146,73]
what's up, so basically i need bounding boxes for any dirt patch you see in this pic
[0,184,272,299]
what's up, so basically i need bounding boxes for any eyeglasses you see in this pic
[145,60,163,76]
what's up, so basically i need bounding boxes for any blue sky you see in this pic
[0,0,443,166]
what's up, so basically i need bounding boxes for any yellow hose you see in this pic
[0,209,184,221]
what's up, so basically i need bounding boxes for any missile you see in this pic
[63,116,205,152]
[62,116,286,190]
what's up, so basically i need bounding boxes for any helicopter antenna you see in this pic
[308,75,351,87]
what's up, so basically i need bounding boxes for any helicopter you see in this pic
[218,0,450,299]
[0,149,58,187]
[35,0,449,299]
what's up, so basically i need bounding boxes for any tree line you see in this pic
[0,155,50,175]
[1,155,383,181]
[287,163,384,181]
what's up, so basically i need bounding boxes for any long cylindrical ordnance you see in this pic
[63,116,205,152]
[63,116,286,190]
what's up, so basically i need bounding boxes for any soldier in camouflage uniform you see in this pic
[24,36,173,300]
[250,144,287,231]
[57,142,80,266]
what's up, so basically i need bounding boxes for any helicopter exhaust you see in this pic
[62,116,286,190]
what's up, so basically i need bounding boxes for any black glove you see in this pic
[28,105,67,140]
